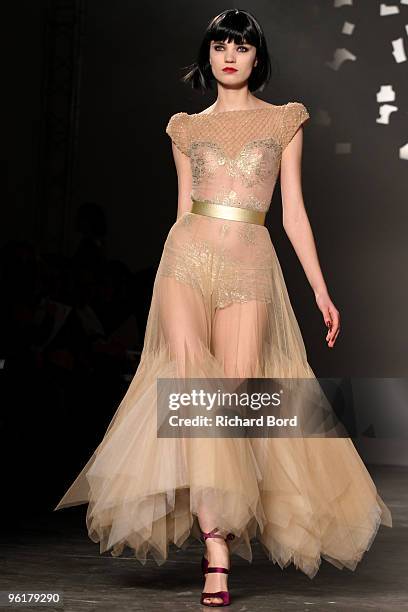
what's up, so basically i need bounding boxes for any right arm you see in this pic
[170,141,193,220]
[166,112,193,220]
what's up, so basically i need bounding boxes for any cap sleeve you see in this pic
[281,102,310,150]
[165,112,190,157]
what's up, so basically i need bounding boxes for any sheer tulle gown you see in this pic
[53,102,392,579]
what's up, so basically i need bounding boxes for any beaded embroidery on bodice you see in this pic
[166,102,310,213]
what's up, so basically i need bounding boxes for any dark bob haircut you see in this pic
[181,8,272,93]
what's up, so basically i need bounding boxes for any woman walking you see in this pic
[54,9,392,607]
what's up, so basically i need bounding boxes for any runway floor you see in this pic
[1,465,406,611]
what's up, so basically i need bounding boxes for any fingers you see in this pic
[318,297,340,347]
[325,305,340,347]
[327,326,340,348]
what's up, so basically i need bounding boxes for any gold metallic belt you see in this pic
[190,197,266,226]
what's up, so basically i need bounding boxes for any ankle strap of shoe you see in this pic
[201,527,235,542]
[201,527,222,541]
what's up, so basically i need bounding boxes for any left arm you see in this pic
[280,127,340,348]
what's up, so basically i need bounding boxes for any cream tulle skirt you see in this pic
[54,211,392,579]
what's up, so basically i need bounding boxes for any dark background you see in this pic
[0,1,407,517]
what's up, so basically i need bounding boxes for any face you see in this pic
[209,38,258,86]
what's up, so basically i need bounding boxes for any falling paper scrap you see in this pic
[342,21,355,35]
[326,48,357,70]
[380,3,400,16]
[376,85,396,103]
[399,143,408,161]
[376,105,398,124]
[391,38,407,63]
[334,0,353,7]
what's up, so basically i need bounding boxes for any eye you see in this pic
[212,44,250,52]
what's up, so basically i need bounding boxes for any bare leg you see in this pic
[158,277,223,573]
[211,299,267,378]
[199,299,267,604]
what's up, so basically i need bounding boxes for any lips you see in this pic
[222,68,237,73]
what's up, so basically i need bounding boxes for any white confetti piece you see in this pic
[334,0,353,7]
[392,37,407,62]
[377,104,398,124]
[326,48,357,70]
[380,3,400,15]
[399,143,408,160]
[376,85,396,102]
[342,21,356,35]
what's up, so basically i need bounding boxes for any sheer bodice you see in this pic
[165,102,310,213]
[161,102,311,311]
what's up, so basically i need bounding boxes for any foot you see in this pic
[201,536,230,606]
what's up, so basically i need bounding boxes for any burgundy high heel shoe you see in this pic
[200,527,235,607]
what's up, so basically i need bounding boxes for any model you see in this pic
[54,8,392,608]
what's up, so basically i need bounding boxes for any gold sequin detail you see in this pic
[190,142,223,183]
[165,112,190,157]
[226,139,280,187]
[158,237,209,296]
[282,102,310,150]
[190,139,280,189]
[158,233,274,309]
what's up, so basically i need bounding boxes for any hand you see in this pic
[315,291,340,348]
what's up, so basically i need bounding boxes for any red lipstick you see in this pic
[222,67,237,73]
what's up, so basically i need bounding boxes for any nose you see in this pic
[225,53,236,63]
[224,45,237,62]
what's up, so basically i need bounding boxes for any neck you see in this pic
[211,88,259,112]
